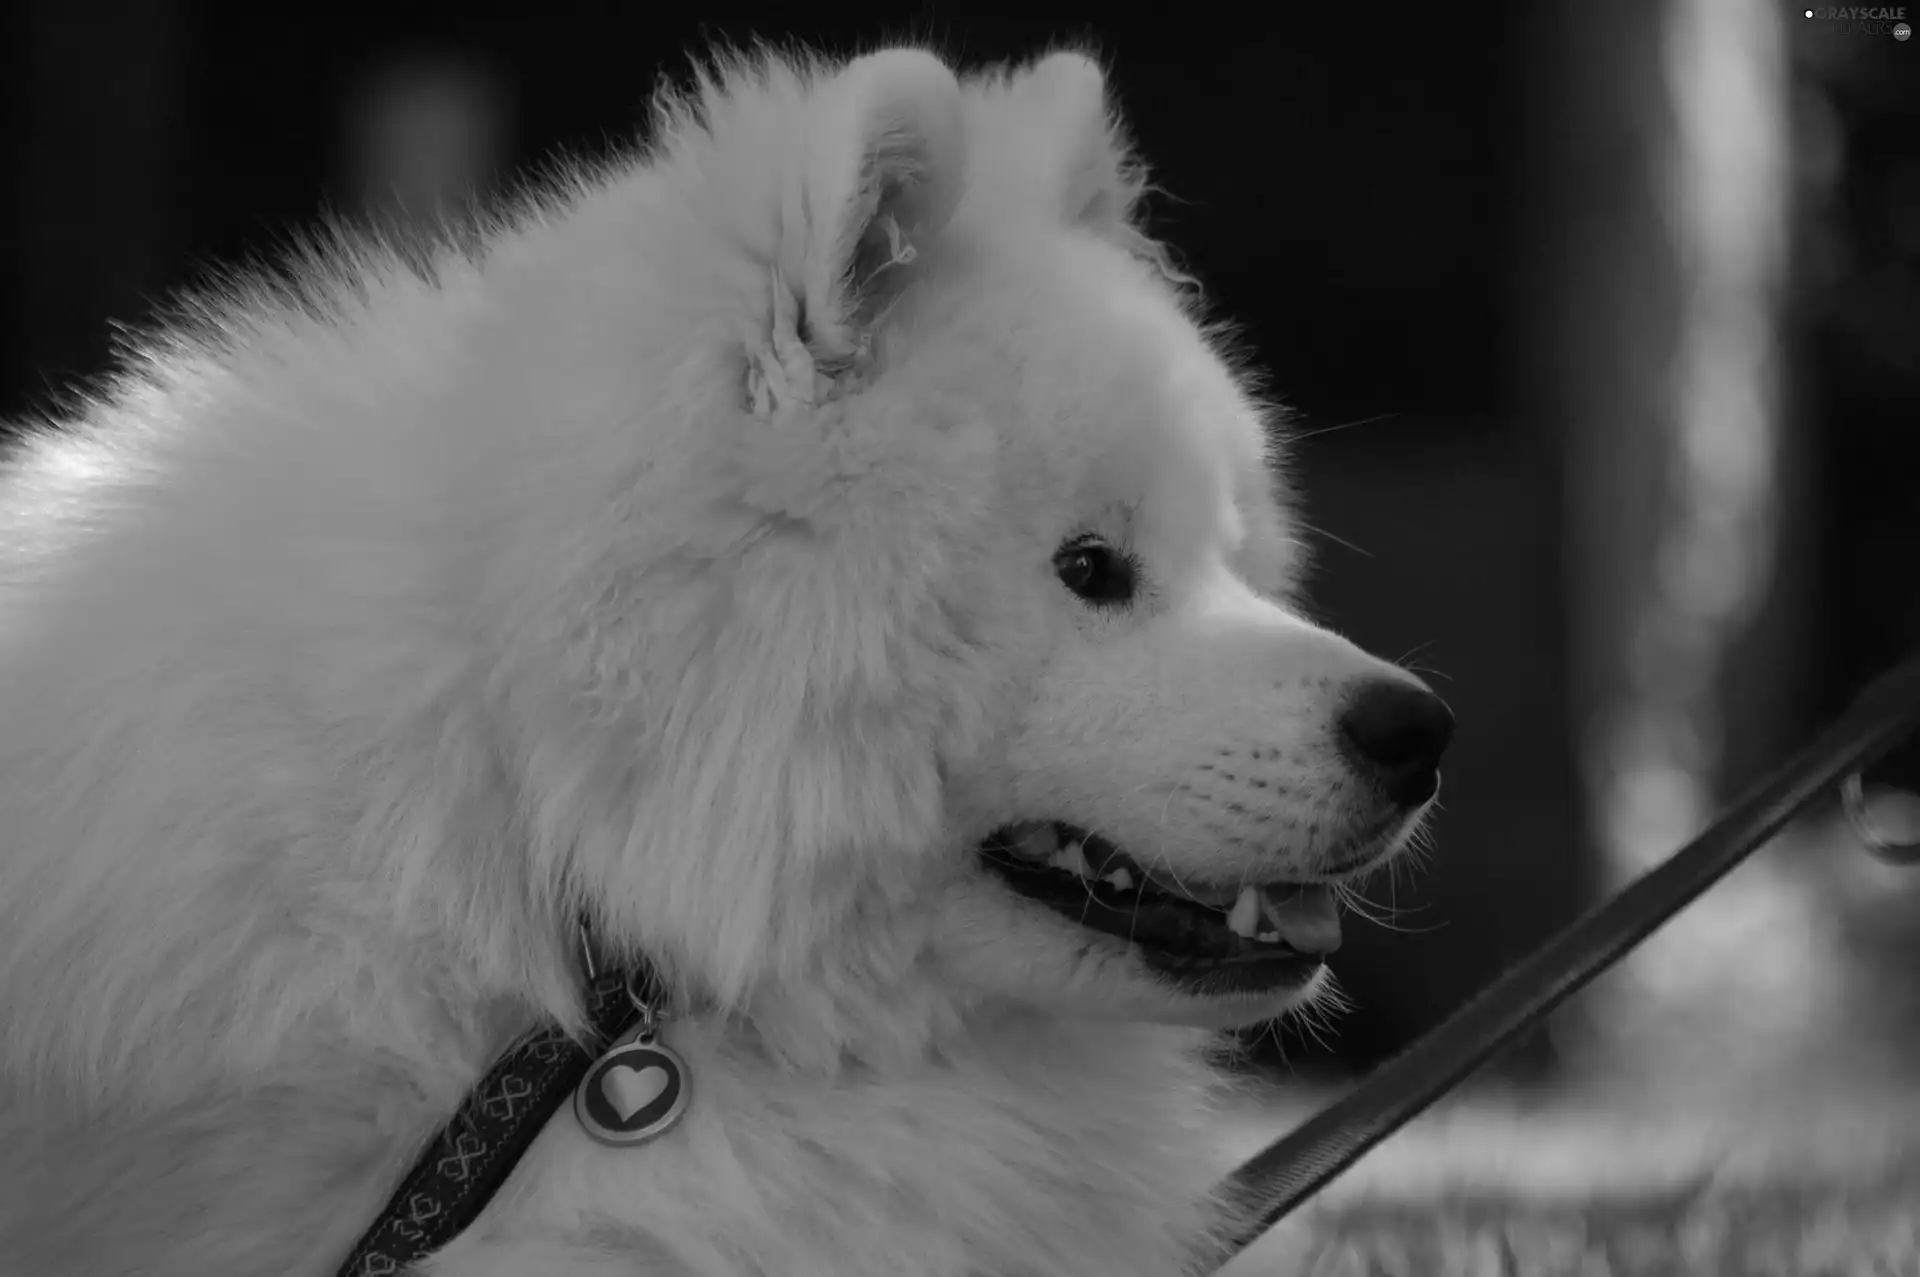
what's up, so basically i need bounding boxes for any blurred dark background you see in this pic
[3,2,1916,1087]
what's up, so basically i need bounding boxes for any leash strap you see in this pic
[336,961,646,1277]
[1203,648,1920,1271]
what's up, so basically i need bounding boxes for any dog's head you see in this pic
[495,48,1449,1047]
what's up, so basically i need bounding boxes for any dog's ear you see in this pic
[995,51,1142,237]
[791,49,965,365]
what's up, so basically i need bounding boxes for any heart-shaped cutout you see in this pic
[602,1063,671,1122]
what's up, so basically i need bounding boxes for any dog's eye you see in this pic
[1053,538,1138,607]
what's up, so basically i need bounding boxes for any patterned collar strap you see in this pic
[335,957,652,1276]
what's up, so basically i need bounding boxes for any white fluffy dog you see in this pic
[0,46,1450,1277]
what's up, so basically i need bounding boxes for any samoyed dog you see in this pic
[0,46,1451,1277]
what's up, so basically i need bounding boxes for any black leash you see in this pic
[336,947,676,1276]
[1201,647,1920,1272]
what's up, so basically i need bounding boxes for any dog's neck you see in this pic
[7,837,1241,1277]
[8,889,1241,1277]
[433,1002,1241,1277]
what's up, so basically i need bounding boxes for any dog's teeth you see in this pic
[1048,841,1092,877]
[1014,822,1060,861]
[1226,886,1261,937]
[1105,866,1133,892]
[1255,929,1281,943]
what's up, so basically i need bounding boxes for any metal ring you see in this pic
[625,967,664,1036]
[578,921,599,981]
[1841,771,1920,865]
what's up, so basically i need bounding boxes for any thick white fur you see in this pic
[0,47,1432,1277]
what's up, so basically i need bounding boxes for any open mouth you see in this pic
[977,821,1342,993]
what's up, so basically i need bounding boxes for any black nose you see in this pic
[1337,678,1454,807]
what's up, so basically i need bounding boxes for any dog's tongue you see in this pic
[1259,885,1341,954]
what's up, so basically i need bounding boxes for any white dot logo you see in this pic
[1897,19,1912,39]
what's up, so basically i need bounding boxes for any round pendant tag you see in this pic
[574,1037,690,1147]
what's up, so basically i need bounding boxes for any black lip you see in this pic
[978,823,1326,993]
[1139,947,1324,994]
